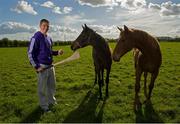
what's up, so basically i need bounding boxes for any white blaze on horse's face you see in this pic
[113,25,133,62]
[71,24,91,51]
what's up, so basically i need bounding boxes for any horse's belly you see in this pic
[93,56,111,69]
[138,56,160,73]
[141,61,160,73]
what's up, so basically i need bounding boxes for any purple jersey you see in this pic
[28,31,58,69]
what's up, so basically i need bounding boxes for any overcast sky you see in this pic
[0,0,179,41]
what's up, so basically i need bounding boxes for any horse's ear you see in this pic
[82,25,84,29]
[124,25,129,33]
[117,26,123,32]
[84,24,87,28]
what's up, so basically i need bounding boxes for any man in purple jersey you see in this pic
[28,19,63,112]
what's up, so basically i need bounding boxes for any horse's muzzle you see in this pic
[71,42,81,51]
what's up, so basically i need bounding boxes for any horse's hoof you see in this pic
[102,82,104,87]
[134,104,141,112]
[105,96,109,100]
[134,101,142,112]
[143,99,151,104]
[98,96,103,100]
[94,81,97,85]
[105,93,109,98]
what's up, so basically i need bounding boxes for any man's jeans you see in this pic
[37,64,56,110]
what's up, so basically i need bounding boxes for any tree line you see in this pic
[0,38,72,47]
[0,37,180,47]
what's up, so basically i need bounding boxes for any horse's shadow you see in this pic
[63,90,106,123]
[135,100,163,123]
[20,106,43,123]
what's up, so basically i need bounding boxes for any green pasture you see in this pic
[0,42,179,122]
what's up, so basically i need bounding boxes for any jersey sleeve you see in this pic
[27,37,40,69]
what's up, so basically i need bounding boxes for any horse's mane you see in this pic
[87,27,112,56]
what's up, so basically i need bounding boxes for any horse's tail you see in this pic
[133,48,141,68]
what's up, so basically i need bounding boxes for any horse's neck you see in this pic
[133,34,160,59]
[91,33,107,49]
[90,33,110,55]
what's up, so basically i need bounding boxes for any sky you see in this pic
[0,0,179,41]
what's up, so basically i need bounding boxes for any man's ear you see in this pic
[124,25,129,33]
[117,26,123,32]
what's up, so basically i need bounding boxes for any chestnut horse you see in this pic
[71,24,112,99]
[113,25,162,110]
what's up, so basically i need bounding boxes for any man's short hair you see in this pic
[40,19,49,25]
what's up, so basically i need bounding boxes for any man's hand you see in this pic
[36,67,44,73]
[58,49,64,55]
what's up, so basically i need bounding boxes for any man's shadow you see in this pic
[63,90,106,123]
[20,106,43,123]
[135,100,163,123]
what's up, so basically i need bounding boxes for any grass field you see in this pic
[0,42,180,123]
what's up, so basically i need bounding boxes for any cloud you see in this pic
[0,22,37,35]
[88,25,119,38]
[113,8,180,37]
[77,0,118,7]
[41,1,55,8]
[77,0,146,11]
[63,7,73,14]
[49,25,79,41]
[118,0,146,10]
[62,15,96,25]
[12,0,37,15]
[149,1,180,17]
[0,21,78,41]
[50,25,78,34]
[168,28,180,36]
[78,0,180,17]
[41,1,72,14]
[160,1,180,16]
[89,25,116,33]
[148,3,161,10]
[52,6,62,14]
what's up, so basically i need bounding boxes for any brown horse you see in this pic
[113,25,162,110]
[71,24,112,99]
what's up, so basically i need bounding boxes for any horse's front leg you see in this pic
[144,72,148,99]
[134,67,142,111]
[98,69,102,99]
[105,68,110,98]
[101,69,104,87]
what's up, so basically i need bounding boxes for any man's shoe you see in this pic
[49,102,58,109]
[42,108,51,113]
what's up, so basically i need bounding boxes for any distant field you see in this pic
[0,42,179,122]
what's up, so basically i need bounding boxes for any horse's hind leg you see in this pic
[98,69,102,99]
[94,66,97,86]
[105,68,110,97]
[147,71,158,100]
[144,72,148,98]
[134,67,143,111]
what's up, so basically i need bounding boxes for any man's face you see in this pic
[40,22,49,34]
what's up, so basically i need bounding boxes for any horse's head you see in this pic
[113,25,134,62]
[71,24,93,51]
